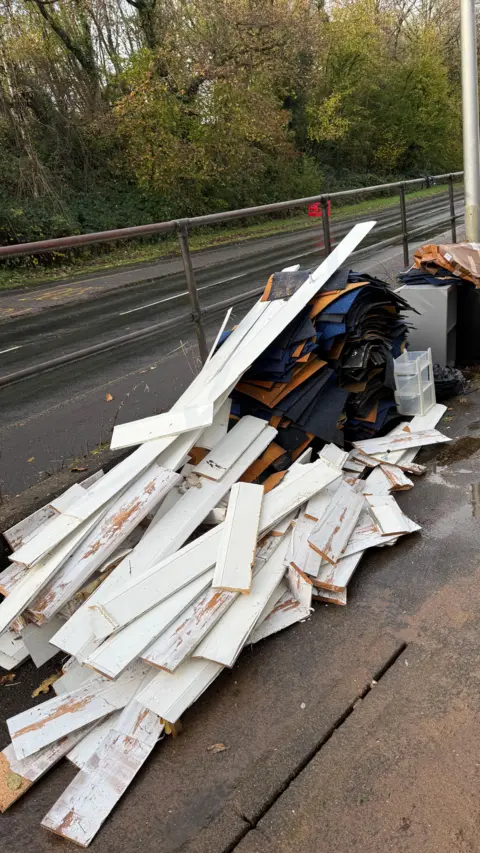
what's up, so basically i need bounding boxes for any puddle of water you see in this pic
[470,483,480,516]
[436,436,480,465]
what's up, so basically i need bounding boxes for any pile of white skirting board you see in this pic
[0,221,451,845]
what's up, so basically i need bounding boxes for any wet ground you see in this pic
[1,386,480,853]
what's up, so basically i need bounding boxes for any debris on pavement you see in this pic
[31,672,62,698]
[206,743,227,754]
[0,222,452,844]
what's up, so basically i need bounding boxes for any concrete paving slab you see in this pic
[235,622,480,853]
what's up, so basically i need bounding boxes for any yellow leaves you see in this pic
[0,673,16,686]
[306,94,350,144]
[206,743,227,754]
[31,672,62,698]
[105,393,113,402]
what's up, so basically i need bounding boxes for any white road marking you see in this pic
[0,346,21,355]
[118,272,250,316]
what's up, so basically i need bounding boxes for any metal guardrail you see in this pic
[0,171,464,363]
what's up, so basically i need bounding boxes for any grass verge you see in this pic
[0,183,456,291]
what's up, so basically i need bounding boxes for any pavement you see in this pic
[0,194,464,496]
[2,374,480,853]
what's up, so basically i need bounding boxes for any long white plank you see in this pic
[198,397,232,450]
[124,421,276,565]
[8,664,148,760]
[28,465,179,623]
[0,725,94,812]
[85,573,213,678]
[286,563,313,610]
[304,477,342,522]
[308,482,365,565]
[42,698,162,846]
[67,712,121,769]
[51,458,338,661]
[12,234,365,571]
[141,533,285,673]
[193,533,291,667]
[364,494,416,536]
[90,427,277,640]
[205,307,233,366]
[192,415,269,481]
[88,529,222,641]
[0,628,29,670]
[212,222,375,398]
[0,505,109,635]
[290,511,323,578]
[314,551,364,592]
[110,402,214,450]
[212,483,263,593]
[353,427,450,455]
[372,404,447,465]
[2,483,86,551]
[138,657,223,724]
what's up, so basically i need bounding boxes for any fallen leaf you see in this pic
[7,772,23,791]
[105,393,113,402]
[27,456,35,463]
[206,743,227,754]
[31,671,62,698]
[0,673,16,686]
[70,466,88,473]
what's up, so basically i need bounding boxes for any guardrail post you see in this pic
[321,196,332,256]
[399,184,409,267]
[448,174,457,243]
[177,221,209,363]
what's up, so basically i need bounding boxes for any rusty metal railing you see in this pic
[0,171,464,364]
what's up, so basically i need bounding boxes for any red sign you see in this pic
[308,200,331,218]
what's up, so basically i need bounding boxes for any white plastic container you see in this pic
[394,348,436,416]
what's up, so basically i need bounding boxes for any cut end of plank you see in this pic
[0,752,32,812]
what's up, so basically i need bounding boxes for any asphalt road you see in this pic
[0,190,463,494]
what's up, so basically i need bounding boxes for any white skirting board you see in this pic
[7,664,149,760]
[141,532,287,673]
[110,402,214,450]
[66,711,121,769]
[250,589,311,644]
[192,415,270,481]
[85,572,213,679]
[308,481,365,565]
[0,504,111,636]
[364,493,416,537]
[353,427,450,456]
[42,699,163,846]
[313,587,347,605]
[0,724,95,812]
[314,551,363,592]
[193,532,292,668]
[88,528,222,641]
[197,397,232,450]
[137,657,224,724]
[27,465,179,624]
[212,482,264,593]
